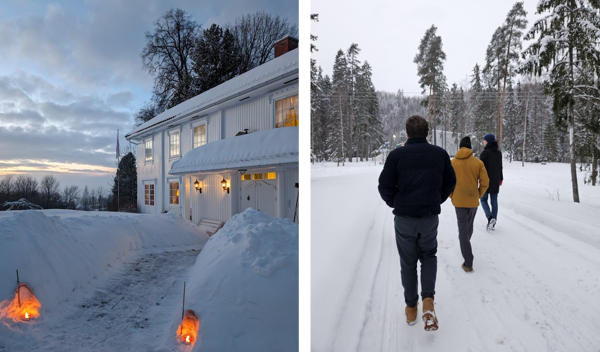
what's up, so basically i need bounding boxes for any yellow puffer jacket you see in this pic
[450,147,489,208]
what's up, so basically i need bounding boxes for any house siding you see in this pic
[225,95,272,137]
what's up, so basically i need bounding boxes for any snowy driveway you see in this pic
[311,161,600,352]
[8,249,199,352]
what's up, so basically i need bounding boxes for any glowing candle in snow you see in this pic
[24,312,30,320]
[185,335,191,344]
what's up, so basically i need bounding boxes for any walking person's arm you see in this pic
[378,153,399,208]
[478,162,490,197]
[440,152,456,204]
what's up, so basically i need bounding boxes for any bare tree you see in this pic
[40,175,61,209]
[62,185,80,210]
[140,8,199,116]
[0,175,14,203]
[90,188,98,210]
[14,175,39,201]
[81,185,90,211]
[229,11,298,73]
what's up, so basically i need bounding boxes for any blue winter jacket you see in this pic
[378,138,456,217]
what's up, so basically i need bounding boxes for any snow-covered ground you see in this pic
[311,160,600,351]
[0,208,298,352]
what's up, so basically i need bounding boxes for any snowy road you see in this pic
[311,161,600,352]
[24,249,200,352]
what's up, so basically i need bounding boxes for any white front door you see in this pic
[241,181,257,212]
[257,181,276,217]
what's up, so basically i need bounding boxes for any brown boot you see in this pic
[422,297,438,331]
[462,263,474,273]
[405,303,418,325]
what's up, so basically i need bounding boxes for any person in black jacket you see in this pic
[479,133,503,231]
[378,115,456,331]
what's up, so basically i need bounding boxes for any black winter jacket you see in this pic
[378,138,456,217]
[479,141,503,194]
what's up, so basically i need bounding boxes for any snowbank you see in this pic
[168,208,298,352]
[0,210,209,319]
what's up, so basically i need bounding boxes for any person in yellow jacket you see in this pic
[449,137,489,273]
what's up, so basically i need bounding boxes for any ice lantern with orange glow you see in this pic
[178,310,199,345]
[0,284,41,322]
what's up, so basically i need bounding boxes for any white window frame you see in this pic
[143,136,154,165]
[168,127,181,160]
[191,118,208,149]
[271,85,299,129]
[142,179,156,206]
[167,177,181,207]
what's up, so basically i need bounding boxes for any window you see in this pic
[276,94,299,128]
[144,184,154,206]
[170,182,179,205]
[265,172,276,180]
[252,173,263,180]
[170,132,180,157]
[145,139,153,161]
[241,174,251,181]
[193,125,206,148]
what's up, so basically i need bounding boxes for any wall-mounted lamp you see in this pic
[238,169,247,175]
[221,177,230,194]
[194,179,202,193]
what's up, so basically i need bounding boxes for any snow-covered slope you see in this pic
[168,208,299,352]
[311,161,600,351]
[0,210,209,351]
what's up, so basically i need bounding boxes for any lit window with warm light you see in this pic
[145,184,154,206]
[193,125,206,148]
[241,174,251,181]
[170,182,179,205]
[276,94,299,128]
[252,173,263,180]
[265,172,276,180]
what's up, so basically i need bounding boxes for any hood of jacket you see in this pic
[455,147,473,160]
[485,140,499,151]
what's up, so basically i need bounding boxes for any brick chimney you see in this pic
[274,36,298,58]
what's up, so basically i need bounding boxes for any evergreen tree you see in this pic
[346,43,361,161]
[498,2,528,149]
[328,50,349,166]
[521,0,600,201]
[111,152,138,212]
[192,24,240,95]
[414,25,446,143]
[543,122,559,162]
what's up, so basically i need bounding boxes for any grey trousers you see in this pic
[455,207,478,267]
[394,215,439,308]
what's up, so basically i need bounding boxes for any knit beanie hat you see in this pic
[459,136,472,149]
[484,133,496,143]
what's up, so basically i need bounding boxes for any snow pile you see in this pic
[169,208,298,351]
[1,198,43,211]
[169,127,298,174]
[0,210,209,322]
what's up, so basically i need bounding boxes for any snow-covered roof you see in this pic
[127,48,299,139]
[168,127,298,174]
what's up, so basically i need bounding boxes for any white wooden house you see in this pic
[125,37,299,225]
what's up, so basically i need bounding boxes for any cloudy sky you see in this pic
[311,0,543,95]
[0,0,298,191]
